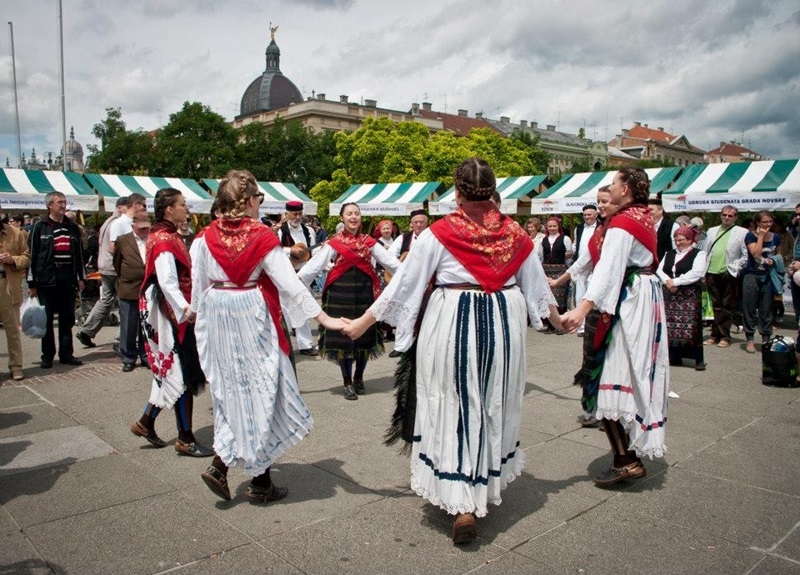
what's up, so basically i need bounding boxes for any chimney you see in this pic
[622,129,630,137]
[317,93,326,100]
[531,121,538,129]
[458,109,468,117]
[500,116,510,124]
[422,102,433,111]
[546,125,555,131]
[475,112,483,119]
[657,126,663,131]
[520,120,528,127]
[411,102,420,115]
[634,121,641,127]
[339,95,348,103]
[644,123,648,128]
[364,99,377,108]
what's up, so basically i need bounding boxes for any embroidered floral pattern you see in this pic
[430,205,532,292]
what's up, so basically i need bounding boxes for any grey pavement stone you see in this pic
[168,543,306,575]
[676,416,800,497]
[0,530,51,575]
[0,426,114,477]
[0,455,175,528]
[600,468,800,549]
[0,386,46,409]
[24,493,250,575]
[747,555,800,575]
[514,504,765,575]
[0,402,77,440]
[266,497,509,575]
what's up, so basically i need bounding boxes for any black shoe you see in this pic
[174,440,214,457]
[76,331,96,348]
[122,363,135,372]
[59,357,84,366]
[299,346,319,357]
[354,379,365,395]
[139,359,151,369]
[343,385,358,400]
[40,358,53,369]
[388,349,402,358]
[695,362,707,371]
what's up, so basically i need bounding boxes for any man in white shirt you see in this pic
[703,205,748,348]
[75,196,131,348]
[571,204,598,335]
[648,197,678,261]
[388,208,428,357]
[277,201,319,356]
[390,209,428,260]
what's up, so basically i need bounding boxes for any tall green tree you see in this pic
[236,117,336,192]
[86,108,155,174]
[152,102,238,178]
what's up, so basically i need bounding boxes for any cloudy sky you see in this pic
[2,0,799,170]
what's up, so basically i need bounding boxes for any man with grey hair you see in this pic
[703,205,748,348]
[28,191,86,367]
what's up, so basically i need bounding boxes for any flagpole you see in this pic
[57,0,67,171]
[8,22,22,169]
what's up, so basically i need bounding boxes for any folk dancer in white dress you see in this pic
[192,171,344,503]
[561,168,670,487]
[131,188,213,457]
[343,158,561,543]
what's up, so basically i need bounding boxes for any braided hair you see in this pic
[216,169,258,218]
[154,188,183,222]
[454,157,496,201]
[617,168,650,205]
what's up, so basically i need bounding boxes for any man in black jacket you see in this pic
[27,191,86,368]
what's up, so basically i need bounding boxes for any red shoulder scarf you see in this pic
[325,231,381,299]
[142,221,193,342]
[429,201,533,294]
[203,217,290,356]
[605,203,658,269]
[587,224,607,267]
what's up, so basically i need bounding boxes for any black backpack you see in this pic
[762,335,799,388]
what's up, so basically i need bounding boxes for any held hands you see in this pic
[0,252,13,264]
[321,316,346,332]
[342,315,371,340]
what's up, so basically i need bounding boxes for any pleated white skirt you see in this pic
[411,286,528,518]
[195,286,313,476]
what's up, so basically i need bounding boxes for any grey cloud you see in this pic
[288,0,355,10]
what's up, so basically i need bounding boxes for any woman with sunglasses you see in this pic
[191,170,345,504]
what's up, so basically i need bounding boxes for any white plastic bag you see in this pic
[21,297,47,339]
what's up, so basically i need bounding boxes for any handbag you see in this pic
[20,297,47,339]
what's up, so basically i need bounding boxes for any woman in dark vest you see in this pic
[538,216,573,319]
[657,226,708,371]
[298,204,401,400]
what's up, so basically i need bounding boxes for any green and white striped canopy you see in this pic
[530,167,680,214]
[429,175,548,215]
[329,182,441,216]
[661,160,800,212]
[0,168,99,211]
[203,179,316,216]
[85,174,213,213]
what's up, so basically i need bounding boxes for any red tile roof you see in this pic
[416,109,502,137]
[627,125,677,143]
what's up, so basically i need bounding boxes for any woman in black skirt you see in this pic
[299,203,401,400]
